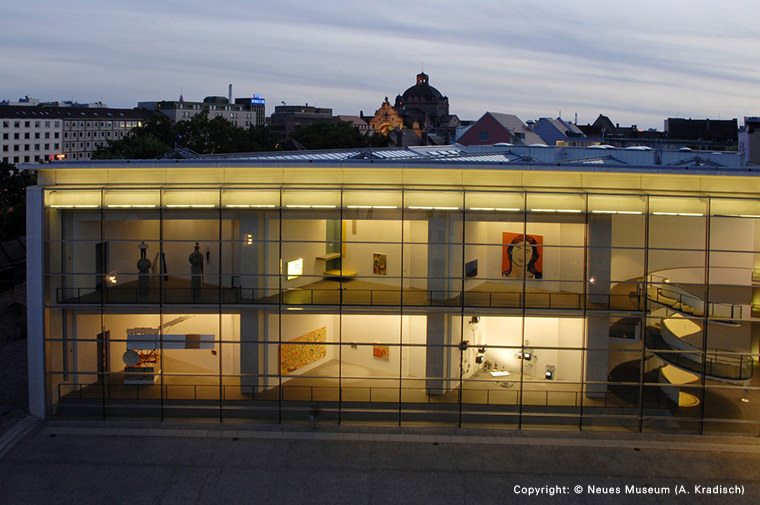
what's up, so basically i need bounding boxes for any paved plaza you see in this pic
[1,420,759,505]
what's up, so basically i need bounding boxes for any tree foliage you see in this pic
[0,162,36,240]
[93,112,277,159]
[289,121,387,150]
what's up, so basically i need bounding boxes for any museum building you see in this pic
[25,145,760,435]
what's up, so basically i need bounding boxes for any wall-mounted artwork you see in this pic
[280,326,327,375]
[373,344,390,361]
[465,259,478,278]
[373,253,387,275]
[502,233,543,279]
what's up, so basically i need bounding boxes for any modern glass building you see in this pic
[25,147,760,435]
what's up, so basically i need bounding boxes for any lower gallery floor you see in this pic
[47,310,760,435]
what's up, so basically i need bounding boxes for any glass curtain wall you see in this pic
[42,187,760,434]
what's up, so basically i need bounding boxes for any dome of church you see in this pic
[402,72,444,101]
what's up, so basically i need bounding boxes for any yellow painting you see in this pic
[280,326,327,375]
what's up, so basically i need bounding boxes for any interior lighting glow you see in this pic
[739,214,760,218]
[311,205,337,209]
[245,233,253,246]
[74,205,98,208]
[409,206,434,210]
[490,370,511,377]
[653,212,677,216]
[434,206,459,210]
[106,204,156,208]
[372,205,398,209]
[678,212,704,217]
[531,209,581,213]
[469,207,495,211]
[225,204,251,208]
[496,208,521,212]
[286,205,311,208]
[591,210,643,215]
[347,205,372,209]
[287,258,303,280]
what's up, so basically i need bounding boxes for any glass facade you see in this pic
[34,174,760,435]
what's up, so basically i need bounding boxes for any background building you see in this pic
[59,107,154,160]
[25,145,759,436]
[1,106,62,164]
[1,103,153,163]
[457,112,545,146]
[739,117,760,166]
[370,72,460,144]
[138,90,266,129]
[269,104,333,139]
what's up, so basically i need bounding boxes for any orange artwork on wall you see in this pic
[373,344,390,361]
[280,326,327,375]
[502,233,543,279]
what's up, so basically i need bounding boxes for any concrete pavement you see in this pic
[1,421,760,504]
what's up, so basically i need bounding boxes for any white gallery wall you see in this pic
[269,313,427,380]
[73,313,238,382]
[479,316,584,382]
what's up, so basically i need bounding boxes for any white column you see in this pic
[240,310,261,393]
[425,313,448,395]
[26,186,46,418]
[588,214,612,305]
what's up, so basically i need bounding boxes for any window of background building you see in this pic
[2,121,8,127]
[2,133,7,140]
[13,133,19,139]
[24,121,30,127]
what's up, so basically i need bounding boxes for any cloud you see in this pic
[2,0,759,129]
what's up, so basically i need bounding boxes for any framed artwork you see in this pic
[373,344,390,361]
[465,259,478,278]
[280,326,327,375]
[502,233,543,279]
[373,253,387,275]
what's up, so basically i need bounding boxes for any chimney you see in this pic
[228,84,232,104]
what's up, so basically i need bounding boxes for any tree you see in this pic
[92,117,173,160]
[0,162,36,240]
[93,112,277,159]
[289,121,371,150]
